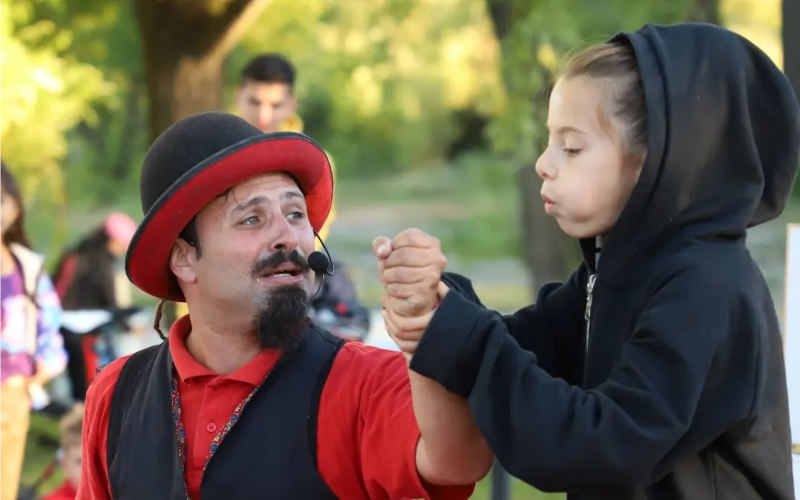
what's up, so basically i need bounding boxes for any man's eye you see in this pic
[563,148,582,156]
[241,215,260,225]
[287,211,306,220]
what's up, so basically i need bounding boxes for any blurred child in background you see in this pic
[41,403,84,500]
[1,162,67,500]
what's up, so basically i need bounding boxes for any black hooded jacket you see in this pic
[409,23,800,499]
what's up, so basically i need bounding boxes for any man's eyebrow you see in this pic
[281,190,305,202]
[230,196,268,214]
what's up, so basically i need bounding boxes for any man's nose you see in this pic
[258,106,273,123]
[269,214,298,253]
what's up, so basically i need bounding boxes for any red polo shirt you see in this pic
[77,316,473,500]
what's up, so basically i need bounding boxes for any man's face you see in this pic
[176,173,316,339]
[234,80,297,133]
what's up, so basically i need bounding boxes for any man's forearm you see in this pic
[411,370,493,485]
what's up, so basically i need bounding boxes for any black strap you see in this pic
[107,344,162,469]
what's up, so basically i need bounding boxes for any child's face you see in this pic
[0,188,20,238]
[62,445,82,487]
[535,76,644,239]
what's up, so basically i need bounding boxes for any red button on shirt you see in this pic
[205,423,216,433]
[77,315,474,500]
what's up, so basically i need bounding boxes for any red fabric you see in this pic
[81,336,99,386]
[77,316,473,500]
[127,135,333,301]
[41,480,77,500]
[54,254,78,300]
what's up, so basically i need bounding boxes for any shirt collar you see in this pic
[168,315,281,386]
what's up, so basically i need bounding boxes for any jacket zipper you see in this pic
[584,273,597,353]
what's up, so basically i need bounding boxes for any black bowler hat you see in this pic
[125,112,333,301]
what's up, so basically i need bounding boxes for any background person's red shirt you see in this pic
[76,316,474,500]
[41,480,77,500]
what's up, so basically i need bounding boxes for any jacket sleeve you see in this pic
[440,269,586,383]
[34,272,67,377]
[410,268,755,493]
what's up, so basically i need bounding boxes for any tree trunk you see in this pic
[785,0,800,99]
[111,83,146,180]
[486,0,576,291]
[135,0,271,140]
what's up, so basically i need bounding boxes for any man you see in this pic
[77,112,491,499]
[233,53,301,135]
[234,53,369,341]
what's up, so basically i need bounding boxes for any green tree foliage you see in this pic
[234,0,506,175]
[1,0,115,206]
[486,0,692,166]
[482,0,693,287]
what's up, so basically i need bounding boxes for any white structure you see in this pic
[782,224,800,496]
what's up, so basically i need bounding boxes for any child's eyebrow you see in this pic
[547,125,586,135]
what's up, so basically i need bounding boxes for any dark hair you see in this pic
[561,42,647,157]
[1,161,32,248]
[179,217,201,256]
[53,226,117,310]
[240,54,296,92]
[177,188,238,257]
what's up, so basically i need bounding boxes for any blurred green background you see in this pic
[4,0,798,498]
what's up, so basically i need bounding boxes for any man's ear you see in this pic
[170,239,198,285]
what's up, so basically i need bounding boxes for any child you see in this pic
[1,162,67,500]
[374,23,799,499]
[41,403,84,500]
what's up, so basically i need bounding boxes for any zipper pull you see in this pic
[584,274,597,321]
[585,274,597,352]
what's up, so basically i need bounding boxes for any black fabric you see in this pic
[411,23,798,500]
[107,326,343,500]
[137,113,327,218]
[139,113,261,215]
[107,344,161,468]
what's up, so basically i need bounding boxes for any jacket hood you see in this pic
[589,23,799,275]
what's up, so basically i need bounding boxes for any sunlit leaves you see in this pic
[1,0,115,205]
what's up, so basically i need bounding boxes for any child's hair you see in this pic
[560,42,647,157]
[60,403,85,451]
[1,161,32,248]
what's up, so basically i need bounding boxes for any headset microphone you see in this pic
[309,232,335,277]
[309,234,334,301]
[308,251,332,276]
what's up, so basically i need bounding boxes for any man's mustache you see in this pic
[251,249,309,278]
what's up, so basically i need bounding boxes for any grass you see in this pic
[20,412,64,496]
[332,152,524,263]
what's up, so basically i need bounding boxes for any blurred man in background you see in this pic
[234,54,302,135]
